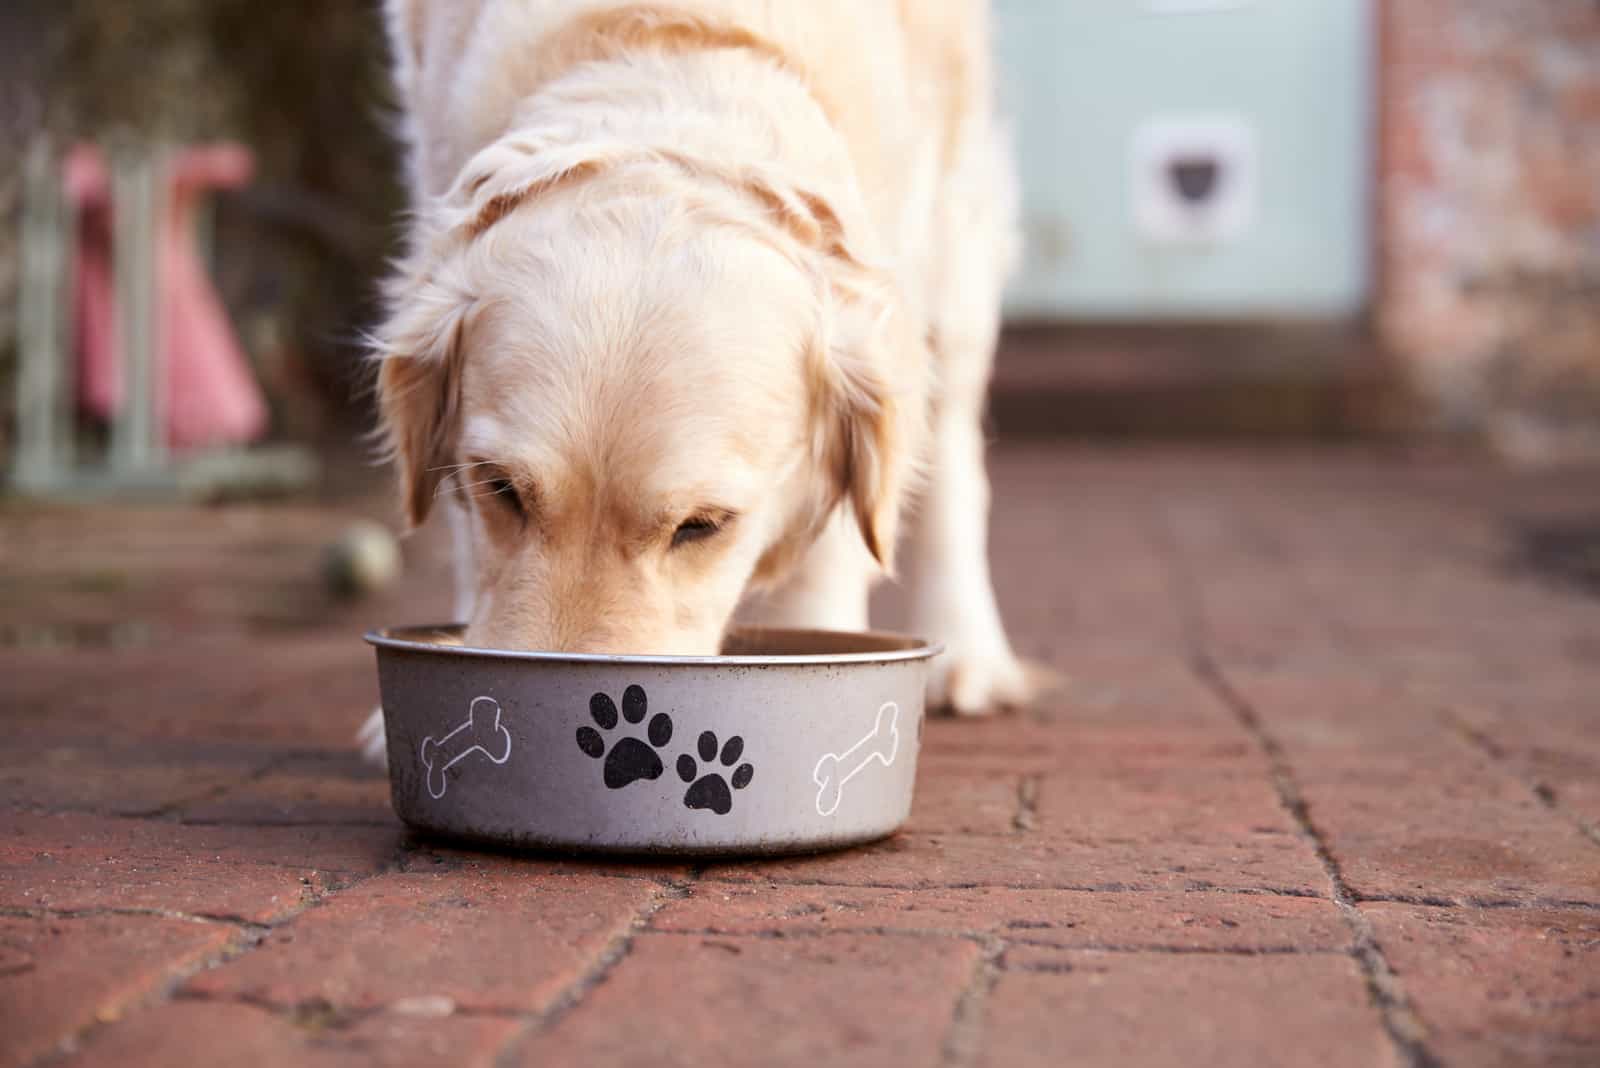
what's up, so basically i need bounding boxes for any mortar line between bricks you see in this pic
[1351,892,1600,913]
[691,875,1324,897]
[385,833,692,887]
[1193,655,1442,1068]
[489,872,695,1067]
[134,751,299,821]
[1012,774,1040,833]
[938,936,1003,1068]
[1147,509,1442,1068]
[9,744,360,825]
[170,987,530,1021]
[644,926,1350,956]
[645,925,984,944]
[0,804,397,830]
[0,903,267,930]
[1001,938,1347,957]
[999,948,1352,972]
[1443,709,1600,852]
[169,989,394,1030]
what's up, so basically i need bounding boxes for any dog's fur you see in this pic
[360,0,1028,760]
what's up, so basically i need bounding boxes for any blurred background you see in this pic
[1,0,1597,644]
[989,0,1598,451]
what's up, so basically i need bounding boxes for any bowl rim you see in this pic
[365,623,944,666]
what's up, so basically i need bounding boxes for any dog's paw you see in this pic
[927,642,1060,717]
[357,706,388,767]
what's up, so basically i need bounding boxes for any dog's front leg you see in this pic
[358,494,477,766]
[905,367,1030,715]
[902,119,1035,715]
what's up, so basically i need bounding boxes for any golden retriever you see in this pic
[360,0,1029,762]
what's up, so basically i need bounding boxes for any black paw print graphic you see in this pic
[676,730,754,815]
[575,685,673,789]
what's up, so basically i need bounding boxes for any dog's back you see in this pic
[383,0,997,251]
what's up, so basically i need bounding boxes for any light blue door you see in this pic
[995,0,1373,320]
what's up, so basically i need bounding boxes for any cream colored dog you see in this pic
[360,0,1029,761]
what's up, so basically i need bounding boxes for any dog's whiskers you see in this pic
[453,477,514,493]
[426,461,492,475]
[428,462,509,502]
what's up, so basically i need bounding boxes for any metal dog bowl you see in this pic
[367,625,941,856]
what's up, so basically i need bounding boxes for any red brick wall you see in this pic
[1378,0,1600,451]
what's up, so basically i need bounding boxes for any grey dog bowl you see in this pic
[368,625,942,856]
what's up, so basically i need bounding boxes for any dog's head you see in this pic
[375,135,918,654]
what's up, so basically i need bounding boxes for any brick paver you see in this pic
[1362,903,1600,1067]
[56,1000,521,1068]
[653,884,1349,951]
[508,933,981,1068]
[4,446,1599,1066]
[1,811,397,922]
[978,954,1399,1068]
[184,868,663,1014]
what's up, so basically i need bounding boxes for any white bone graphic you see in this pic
[420,696,512,799]
[813,702,900,816]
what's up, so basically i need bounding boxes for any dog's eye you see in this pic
[470,469,526,522]
[489,482,528,518]
[671,515,722,549]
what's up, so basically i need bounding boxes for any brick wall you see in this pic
[1378,0,1600,454]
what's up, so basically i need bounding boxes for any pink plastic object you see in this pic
[65,143,268,452]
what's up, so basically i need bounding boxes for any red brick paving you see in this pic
[3,446,1599,1067]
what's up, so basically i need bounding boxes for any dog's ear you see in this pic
[374,274,472,530]
[752,177,918,576]
[811,268,918,575]
[372,130,609,531]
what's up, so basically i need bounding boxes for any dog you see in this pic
[360,0,1030,763]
